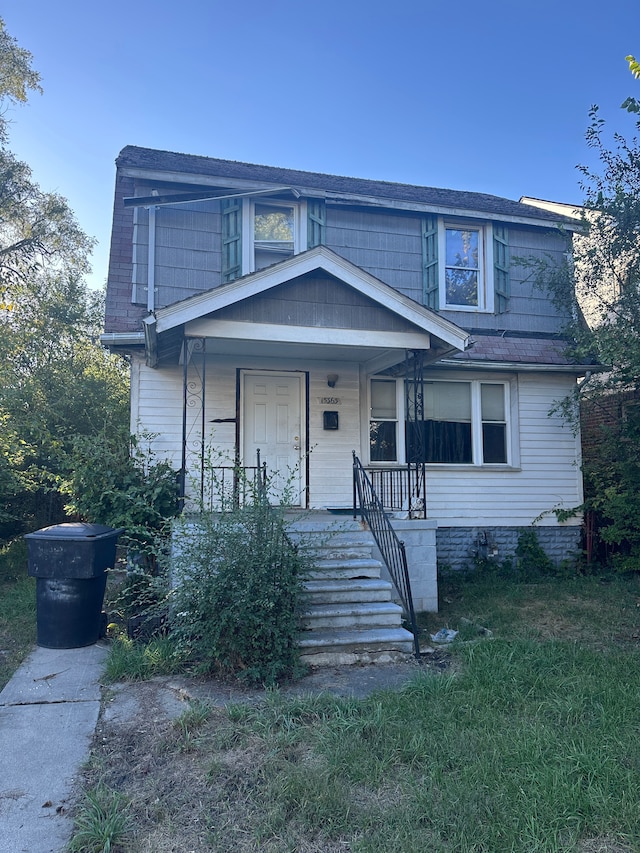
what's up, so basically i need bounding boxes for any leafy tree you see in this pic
[539,60,640,569]
[0,19,130,539]
[622,54,640,114]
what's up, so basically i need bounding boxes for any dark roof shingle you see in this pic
[117,145,569,224]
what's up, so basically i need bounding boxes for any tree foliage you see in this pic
[622,55,640,114]
[553,72,640,569]
[0,19,130,539]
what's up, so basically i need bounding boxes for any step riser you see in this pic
[302,613,402,630]
[303,589,391,604]
[288,515,414,664]
[308,567,381,581]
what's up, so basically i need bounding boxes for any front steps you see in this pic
[288,514,416,666]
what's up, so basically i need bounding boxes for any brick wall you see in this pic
[436,525,582,572]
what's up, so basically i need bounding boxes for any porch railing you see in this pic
[365,466,427,518]
[202,457,267,511]
[352,452,420,657]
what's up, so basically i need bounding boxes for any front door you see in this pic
[242,371,305,506]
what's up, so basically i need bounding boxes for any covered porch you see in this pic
[141,246,470,514]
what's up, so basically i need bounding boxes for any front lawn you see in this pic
[73,570,640,852]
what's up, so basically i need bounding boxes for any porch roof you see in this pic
[143,246,470,370]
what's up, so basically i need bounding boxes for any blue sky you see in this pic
[3,0,638,289]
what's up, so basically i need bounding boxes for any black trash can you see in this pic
[25,523,124,649]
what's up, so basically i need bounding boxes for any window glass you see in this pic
[254,204,295,270]
[370,421,397,462]
[370,380,397,461]
[445,228,480,307]
[371,380,397,419]
[410,382,473,464]
[481,383,507,463]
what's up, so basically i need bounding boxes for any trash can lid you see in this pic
[25,522,125,541]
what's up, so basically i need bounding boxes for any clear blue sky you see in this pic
[3,0,638,289]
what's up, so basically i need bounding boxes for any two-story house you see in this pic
[103,146,588,620]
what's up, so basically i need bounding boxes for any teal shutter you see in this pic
[307,199,326,248]
[422,215,439,309]
[493,224,510,313]
[221,198,242,282]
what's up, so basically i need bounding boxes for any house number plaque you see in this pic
[319,397,340,405]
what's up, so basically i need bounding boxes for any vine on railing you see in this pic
[352,452,420,657]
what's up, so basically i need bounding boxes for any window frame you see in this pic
[368,378,405,463]
[438,219,495,312]
[242,198,307,274]
[368,376,512,467]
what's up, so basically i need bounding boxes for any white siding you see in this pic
[131,355,583,525]
[132,354,364,509]
[425,372,583,526]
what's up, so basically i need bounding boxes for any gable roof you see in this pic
[143,246,470,368]
[146,245,468,348]
[117,146,573,227]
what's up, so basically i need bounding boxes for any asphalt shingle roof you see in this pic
[117,145,568,224]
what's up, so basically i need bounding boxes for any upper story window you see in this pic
[250,201,301,272]
[439,222,493,312]
[222,196,325,282]
[423,216,509,314]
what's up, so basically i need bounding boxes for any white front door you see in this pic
[242,371,305,506]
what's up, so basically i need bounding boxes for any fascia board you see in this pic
[435,359,596,374]
[185,318,431,350]
[119,167,567,230]
[326,194,574,230]
[153,246,469,351]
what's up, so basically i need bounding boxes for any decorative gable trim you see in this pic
[146,245,469,352]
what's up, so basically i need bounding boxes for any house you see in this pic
[102,147,589,622]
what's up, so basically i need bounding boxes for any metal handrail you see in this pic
[364,466,427,518]
[352,452,420,657]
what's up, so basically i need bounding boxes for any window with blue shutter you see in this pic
[221,198,242,282]
[493,225,510,313]
[422,215,439,309]
[307,199,325,249]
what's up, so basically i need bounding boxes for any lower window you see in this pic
[371,378,509,466]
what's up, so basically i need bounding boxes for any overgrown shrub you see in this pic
[170,499,309,686]
[66,430,180,571]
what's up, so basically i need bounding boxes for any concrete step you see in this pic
[308,558,383,580]
[299,627,415,663]
[303,578,393,604]
[301,601,403,630]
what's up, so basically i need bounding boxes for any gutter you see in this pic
[435,358,602,375]
[100,332,145,347]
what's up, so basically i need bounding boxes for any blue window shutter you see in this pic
[307,199,325,248]
[221,198,242,282]
[422,215,439,309]
[494,224,510,313]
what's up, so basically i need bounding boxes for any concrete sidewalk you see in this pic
[0,644,108,853]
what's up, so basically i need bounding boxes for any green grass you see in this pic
[103,634,185,682]
[67,784,132,853]
[0,539,36,691]
[87,571,640,851]
[206,637,640,851]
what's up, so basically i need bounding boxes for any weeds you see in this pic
[103,635,184,682]
[67,784,132,853]
[0,538,35,690]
